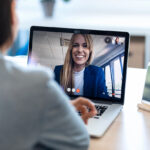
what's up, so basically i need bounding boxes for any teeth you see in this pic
[76,55,84,58]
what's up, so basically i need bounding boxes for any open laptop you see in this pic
[28,26,129,137]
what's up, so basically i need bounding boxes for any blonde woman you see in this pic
[54,33,108,98]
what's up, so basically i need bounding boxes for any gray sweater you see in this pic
[0,54,89,150]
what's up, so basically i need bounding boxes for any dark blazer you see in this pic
[54,65,108,98]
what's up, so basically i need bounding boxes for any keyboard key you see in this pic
[95,105,108,116]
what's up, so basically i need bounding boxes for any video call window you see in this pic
[29,31,125,100]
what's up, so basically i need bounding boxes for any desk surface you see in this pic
[90,68,150,150]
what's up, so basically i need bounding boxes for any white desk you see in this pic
[90,68,150,150]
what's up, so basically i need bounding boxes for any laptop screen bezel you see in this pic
[28,26,129,105]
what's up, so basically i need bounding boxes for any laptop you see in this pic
[28,26,129,137]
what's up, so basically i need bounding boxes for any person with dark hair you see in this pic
[0,0,97,149]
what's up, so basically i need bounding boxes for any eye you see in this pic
[73,43,79,48]
[82,43,87,48]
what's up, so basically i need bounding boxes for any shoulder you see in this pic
[55,65,63,69]
[0,58,60,116]
[85,65,103,73]
[3,58,54,86]
[54,65,63,72]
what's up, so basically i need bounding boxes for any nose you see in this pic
[78,45,83,52]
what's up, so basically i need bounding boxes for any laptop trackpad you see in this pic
[87,104,122,137]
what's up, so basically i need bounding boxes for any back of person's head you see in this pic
[0,0,12,47]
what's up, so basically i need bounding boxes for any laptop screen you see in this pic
[28,26,129,104]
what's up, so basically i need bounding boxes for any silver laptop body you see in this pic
[28,26,129,137]
[87,102,122,137]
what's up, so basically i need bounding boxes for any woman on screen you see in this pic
[54,33,108,98]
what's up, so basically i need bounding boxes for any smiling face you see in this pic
[72,34,90,71]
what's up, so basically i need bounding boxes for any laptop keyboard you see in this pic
[78,105,108,118]
[95,105,108,117]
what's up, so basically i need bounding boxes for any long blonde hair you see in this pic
[60,34,94,94]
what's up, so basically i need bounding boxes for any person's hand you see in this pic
[71,97,97,124]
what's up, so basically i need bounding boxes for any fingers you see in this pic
[82,115,88,124]
[76,97,97,116]
[76,97,97,124]
[78,105,90,124]
[71,97,98,124]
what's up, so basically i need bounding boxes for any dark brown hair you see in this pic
[0,0,12,47]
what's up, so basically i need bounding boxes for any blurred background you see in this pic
[9,0,150,69]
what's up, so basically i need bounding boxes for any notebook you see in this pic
[28,26,129,137]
